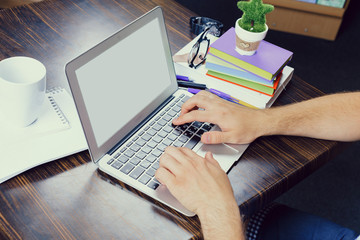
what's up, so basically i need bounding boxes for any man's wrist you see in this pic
[197,202,245,240]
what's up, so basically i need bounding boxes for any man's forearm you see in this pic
[262,92,360,141]
[198,201,245,240]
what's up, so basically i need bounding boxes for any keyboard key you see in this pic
[152,161,160,170]
[173,128,182,136]
[167,110,177,117]
[158,130,168,138]
[120,163,135,174]
[136,138,146,147]
[173,140,184,147]
[152,149,162,157]
[162,139,173,146]
[153,135,163,143]
[140,160,152,169]
[136,151,146,160]
[162,114,172,121]
[184,135,201,149]
[152,124,162,131]
[158,119,167,126]
[197,129,205,136]
[146,154,157,163]
[132,136,139,141]
[184,131,194,138]
[129,166,145,180]
[147,128,157,136]
[141,146,152,155]
[141,133,152,141]
[139,174,151,185]
[181,96,190,102]
[130,157,141,165]
[202,124,212,131]
[157,143,167,151]
[188,126,199,133]
[130,144,141,152]
[179,124,188,131]
[163,125,173,133]
[167,133,177,141]
[118,155,129,164]
[147,141,157,148]
[146,168,156,177]
[172,105,181,112]
[111,160,123,169]
[178,135,189,143]
[147,181,160,190]
[107,158,115,165]
[192,121,203,128]
[124,149,135,158]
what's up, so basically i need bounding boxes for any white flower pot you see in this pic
[235,18,268,56]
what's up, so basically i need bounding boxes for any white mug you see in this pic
[0,56,46,127]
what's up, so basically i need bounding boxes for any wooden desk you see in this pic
[0,0,347,239]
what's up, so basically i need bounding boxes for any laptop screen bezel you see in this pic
[65,6,178,163]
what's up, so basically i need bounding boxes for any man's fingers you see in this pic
[179,91,215,115]
[159,150,183,176]
[201,131,226,144]
[201,131,239,144]
[173,109,215,125]
[205,152,221,169]
[155,167,175,186]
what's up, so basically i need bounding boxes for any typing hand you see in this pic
[155,146,243,239]
[173,90,265,145]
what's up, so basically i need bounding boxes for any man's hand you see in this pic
[156,146,244,239]
[173,90,266,145]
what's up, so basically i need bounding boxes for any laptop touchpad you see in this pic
[197,143,240,172]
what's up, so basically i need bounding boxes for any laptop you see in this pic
[65,6,248,216]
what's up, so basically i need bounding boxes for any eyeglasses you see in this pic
[187,26,216,69]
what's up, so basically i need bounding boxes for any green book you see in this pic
[207,70,279,96]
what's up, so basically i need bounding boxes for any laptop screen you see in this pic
[66,7,178,162]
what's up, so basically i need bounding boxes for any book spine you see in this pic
[207,70,276,95]
[206,53,274,85]
[209,47,273,80]
[206,62,274,87]
[207,72,275,97]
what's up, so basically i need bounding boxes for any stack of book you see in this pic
[206,27,293,98]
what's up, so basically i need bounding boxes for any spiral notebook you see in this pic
[0,87,87,183]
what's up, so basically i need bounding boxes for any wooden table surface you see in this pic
[0,0,347,239]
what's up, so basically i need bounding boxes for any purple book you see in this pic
[209,27,293,80]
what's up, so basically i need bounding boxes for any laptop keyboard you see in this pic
[106,94,214,190]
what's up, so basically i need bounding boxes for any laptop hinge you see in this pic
[107,95,175,156]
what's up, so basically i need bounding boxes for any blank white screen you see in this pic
[75,18,171,146]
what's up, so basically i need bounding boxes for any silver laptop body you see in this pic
[65,6,246,216]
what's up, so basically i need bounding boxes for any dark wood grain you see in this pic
[0,0,348,239]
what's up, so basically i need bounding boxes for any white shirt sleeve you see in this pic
[356,235,360,240]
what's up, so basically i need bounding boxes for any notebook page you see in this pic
[0,88,70,147]
[0,87,87,183]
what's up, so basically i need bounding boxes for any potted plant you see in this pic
[235,0,274,55]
